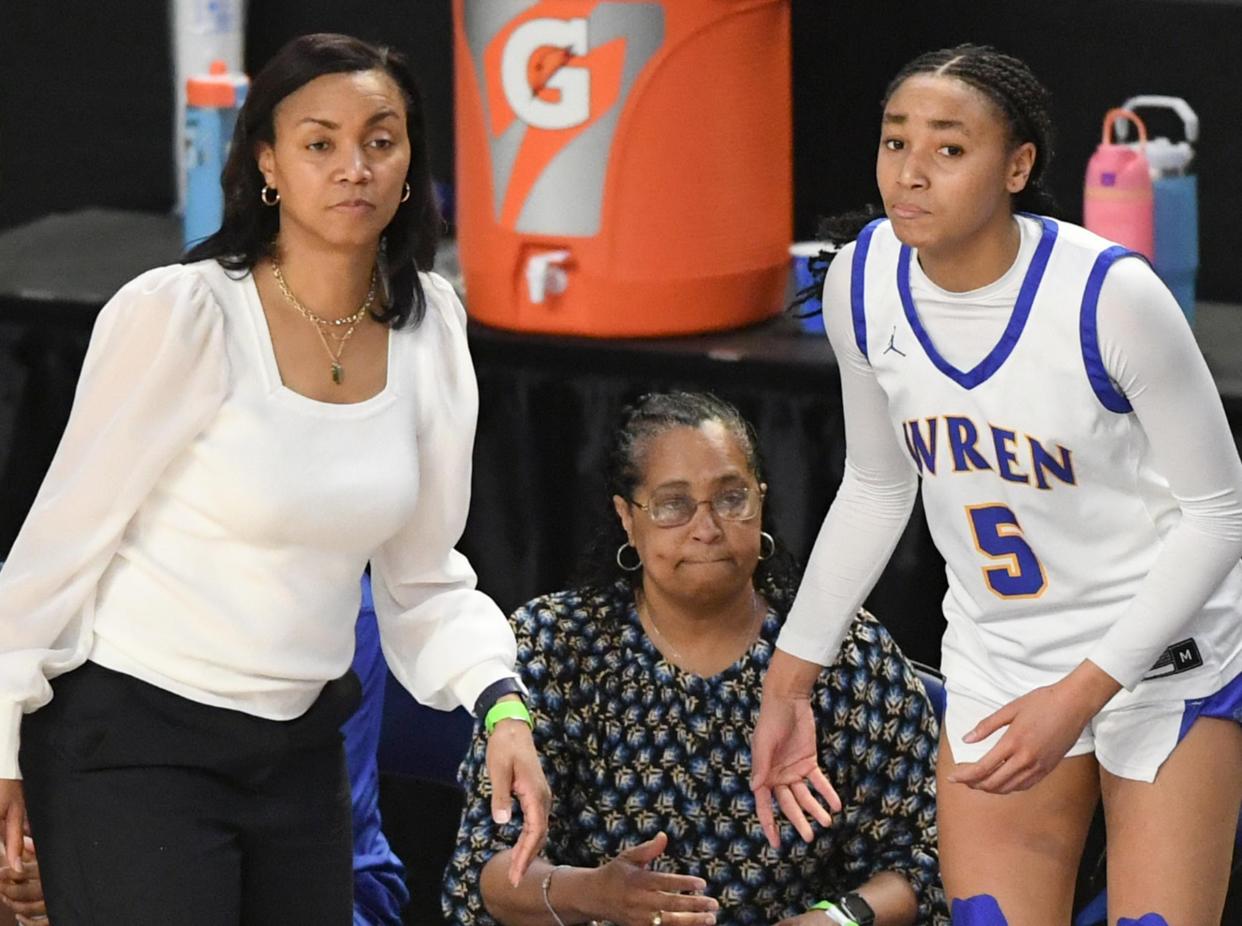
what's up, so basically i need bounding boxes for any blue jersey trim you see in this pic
[1079,246,1136,413]
[897,215,1058,390]
[850,219,884,360]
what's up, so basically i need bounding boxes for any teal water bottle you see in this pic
[1117,96,1199,324]
[184,60,248,247]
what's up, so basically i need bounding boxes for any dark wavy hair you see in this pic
[182,33,440,328]
[575,392,801,610]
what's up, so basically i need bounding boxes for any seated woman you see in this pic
[443,392,947,925]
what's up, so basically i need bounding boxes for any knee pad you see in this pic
[950,894,1009,926]
[1118,916,1169,926]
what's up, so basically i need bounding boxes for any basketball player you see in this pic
[750,45,1242,926]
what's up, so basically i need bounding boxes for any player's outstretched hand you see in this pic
[950,660,1122,793]
[750,649,841,849]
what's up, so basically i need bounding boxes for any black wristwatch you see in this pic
[473,676,526,719]
[838,893,875,926]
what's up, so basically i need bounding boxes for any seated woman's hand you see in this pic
[590,832,718,926]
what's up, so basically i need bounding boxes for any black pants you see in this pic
[19,661,360,926]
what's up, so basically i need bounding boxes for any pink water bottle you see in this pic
[1083,108,1154,258]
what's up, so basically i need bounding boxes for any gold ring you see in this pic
[651,914,663,926]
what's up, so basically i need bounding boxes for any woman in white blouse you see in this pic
[0,33,548,924]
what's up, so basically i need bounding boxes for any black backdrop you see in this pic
[2,0,1241,300]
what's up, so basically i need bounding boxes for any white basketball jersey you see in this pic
[851,216,1242,704]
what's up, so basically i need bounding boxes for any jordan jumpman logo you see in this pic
[883,326,906,357]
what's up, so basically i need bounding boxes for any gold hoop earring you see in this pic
[758,532,775,561]
[260,184,280,206]
[400,181,411,203]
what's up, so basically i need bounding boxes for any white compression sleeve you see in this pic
[777,246,919,665]
[1085,258,1242,687]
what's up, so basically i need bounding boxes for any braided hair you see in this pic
[892,44,1057,215]
[574,392,800,609]
[818,43,1059,247]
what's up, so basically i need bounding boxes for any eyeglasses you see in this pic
[628,485,765,528]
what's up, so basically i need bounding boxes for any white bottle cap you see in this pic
[1142,137,1194,176]
[1119,95,1198,144]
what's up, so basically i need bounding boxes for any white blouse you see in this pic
[0,260,517,779]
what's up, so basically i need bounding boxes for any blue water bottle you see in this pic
[184,60,249,247]
[1117,95,1199,324]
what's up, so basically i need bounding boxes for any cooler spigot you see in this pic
[524,250,571,304]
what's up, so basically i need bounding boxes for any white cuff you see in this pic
[0,703,23,780]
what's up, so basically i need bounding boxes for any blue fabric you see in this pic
[898,215,1057,390]
[850,218,884,359]
[1117,916,1169,926]
[950,894,1009,925]
[345,575,409,926]
[377,671,472,784]
[1078,245,1137,413]
[1072,889,1109,926]
[1178,669,1242,741]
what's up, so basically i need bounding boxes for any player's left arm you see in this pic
[1086,258,1242,686]
[954,259,1242,793]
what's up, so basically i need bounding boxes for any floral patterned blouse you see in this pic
[443,581,948,924]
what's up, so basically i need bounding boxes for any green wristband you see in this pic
[808,901,857,926]
[484,698,532,735]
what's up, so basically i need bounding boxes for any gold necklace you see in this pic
[641,589,764,666]
[270,259,378,385]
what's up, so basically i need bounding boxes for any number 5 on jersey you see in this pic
[966,504,1048,599]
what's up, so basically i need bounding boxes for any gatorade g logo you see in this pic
[464,1,664,236]
[501,18,590,130]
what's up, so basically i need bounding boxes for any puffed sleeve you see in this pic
[442,593,583,925]
[0,264,229,778]
[369,273,518,715]
[816,614,947,924]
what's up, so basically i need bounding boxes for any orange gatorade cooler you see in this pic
[453,0,792,337]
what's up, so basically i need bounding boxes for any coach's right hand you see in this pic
[0,780,25,874]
